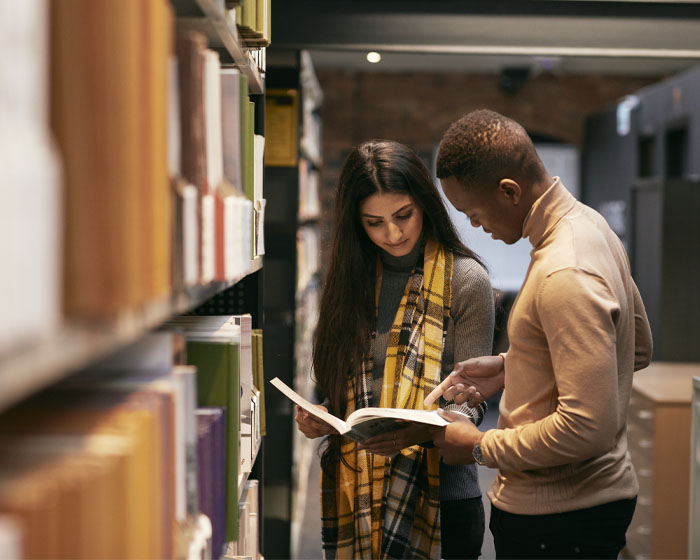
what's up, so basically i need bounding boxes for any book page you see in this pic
[344,408,448,441]
[346,407,449,428]
[269,378,347,434]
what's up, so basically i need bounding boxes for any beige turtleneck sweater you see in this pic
[480,178,653,515]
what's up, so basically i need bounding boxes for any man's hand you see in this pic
[358,424,432,457]
[424,355,505,406]
[430,409,484,465]
[294,405,338,439]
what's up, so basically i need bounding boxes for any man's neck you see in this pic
[529,173,555,203]
[515,173,556,238]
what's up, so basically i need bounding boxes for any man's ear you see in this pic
[498,178,522,204]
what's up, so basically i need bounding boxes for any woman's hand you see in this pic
[294,405,338,439]
[358,424,432,456]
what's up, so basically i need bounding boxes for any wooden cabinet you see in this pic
[625,362,700,559]
[690,377,700,558]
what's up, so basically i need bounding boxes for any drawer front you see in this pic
[627,426,654,474]
[625,526,652,560]
[628,391,655,438]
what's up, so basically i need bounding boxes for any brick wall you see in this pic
[314,69,663,270]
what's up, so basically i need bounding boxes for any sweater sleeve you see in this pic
[481,267,621,470]
[441,258,495,426]
[632,281,653,371]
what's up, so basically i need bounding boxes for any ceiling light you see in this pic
[366,51,381,64]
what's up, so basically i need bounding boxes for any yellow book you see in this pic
[141,0,174,301]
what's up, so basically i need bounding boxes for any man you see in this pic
[425,109,653,559]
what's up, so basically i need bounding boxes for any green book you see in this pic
[187,340,240,542]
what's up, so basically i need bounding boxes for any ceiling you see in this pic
[270,0,700,76]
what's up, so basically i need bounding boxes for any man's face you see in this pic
[440,176,522,245]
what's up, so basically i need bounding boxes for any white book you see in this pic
[163,315,242,341]
[270,377,449,443]
[241,198,254,266]
[0,0,61,356]
[220,69,242,194]
[255,198,266,257]
[223,195,237,281]
[174,365,199,520]
[201,193,216,283]
[234,316,253,476]
[204,50,223,193]
[251,389,261,457]
[182,184,199,287]
[253,134,265,202]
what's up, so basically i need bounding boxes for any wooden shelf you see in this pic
[0,256,263,413]
[174,0,264,93]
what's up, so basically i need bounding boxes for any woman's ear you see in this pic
[498,178,522,204]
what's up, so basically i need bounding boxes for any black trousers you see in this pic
[490,497,637,559]
[441,496,486,560]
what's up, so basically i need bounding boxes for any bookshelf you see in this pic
[0,259,262,415]
[173,0,265,91]
[292,52,324,560]
[261,49,323,559]
[0,0,269,558]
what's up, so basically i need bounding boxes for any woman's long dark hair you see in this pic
[314,140,484,474]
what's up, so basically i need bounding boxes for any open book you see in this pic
[270,377,450,442]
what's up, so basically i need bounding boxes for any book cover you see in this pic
[51,0,144,317]
[140,0,173,302]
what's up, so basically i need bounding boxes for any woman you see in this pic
[295,140,494,559]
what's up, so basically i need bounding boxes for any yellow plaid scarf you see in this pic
[321,238,452,559]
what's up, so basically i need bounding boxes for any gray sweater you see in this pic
[373,239,495,501]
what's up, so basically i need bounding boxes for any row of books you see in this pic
[231,0,272,47]
[297,226,322,297]
[0,1,268,359]
[298,158,321,220]
[299,51,323,167]
[163,315,264,549]
[0,319,265,559]
[176,30,266,290]
[228,480,260,559]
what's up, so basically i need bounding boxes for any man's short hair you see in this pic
[436,109,543,189]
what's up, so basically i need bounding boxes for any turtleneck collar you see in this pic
[522,177,576,248]
[379,231,424,271]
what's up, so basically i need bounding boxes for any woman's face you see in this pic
[359,192,424,257]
